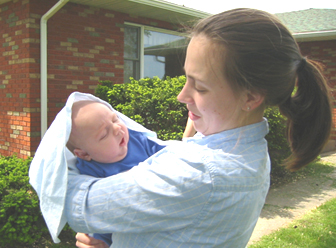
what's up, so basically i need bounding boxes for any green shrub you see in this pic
[264,107,291,178]
[97,76,188,141]
[96,76,290,177]
[0,155,48,246]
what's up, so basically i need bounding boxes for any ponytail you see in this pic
[279,59,332,171]
[192,9,333,171]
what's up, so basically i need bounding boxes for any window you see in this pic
[124,24,188,83]
[124,26,140,83]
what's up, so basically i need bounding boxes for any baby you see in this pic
[66,100,166,245]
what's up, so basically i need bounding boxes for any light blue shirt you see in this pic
[65,119,270,248]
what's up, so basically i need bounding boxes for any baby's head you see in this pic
[67,101,129,163]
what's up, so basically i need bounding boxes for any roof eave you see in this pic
[68,0,210,24]
[128,0,210,19]
[293,30,336,42]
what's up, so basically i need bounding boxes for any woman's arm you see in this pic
[65,147,211,235]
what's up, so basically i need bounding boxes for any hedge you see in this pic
[0,156,48,246]
[96,76,189,141]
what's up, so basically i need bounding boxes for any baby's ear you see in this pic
[74,148,92,161]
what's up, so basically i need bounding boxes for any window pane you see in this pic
[124,26,140,82]
[124,59,140,83]
[124,26,139,59]
[144,30,187,79]
[144,55,165,79]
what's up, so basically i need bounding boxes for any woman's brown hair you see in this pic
[191,8,332,171]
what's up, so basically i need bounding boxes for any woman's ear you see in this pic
[243,90,265,111]
[74,148,92,161]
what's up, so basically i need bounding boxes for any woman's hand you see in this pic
[183,117,196,138]
[75,233,109,248]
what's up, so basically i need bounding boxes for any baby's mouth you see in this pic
[120,137,126,146]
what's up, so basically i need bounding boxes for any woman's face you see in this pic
[178,35,247,136]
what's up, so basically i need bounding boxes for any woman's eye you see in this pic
[195,87,206,93]
[194,82,207,93]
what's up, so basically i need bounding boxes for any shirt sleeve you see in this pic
[144,135,166,155]
[65,147,213,234]
[93,233,112,247]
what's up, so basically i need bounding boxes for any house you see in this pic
[0,0,208,158]
[0,1,335,158]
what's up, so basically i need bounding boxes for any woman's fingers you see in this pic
[75,233,109,248]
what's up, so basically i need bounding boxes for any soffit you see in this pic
[68,0,210,24]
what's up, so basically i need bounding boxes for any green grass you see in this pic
[248,198,336,248]
[15,227,77,248]
[39,230,76,248]
[249,159,336,248]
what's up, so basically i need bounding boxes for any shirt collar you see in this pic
[184,118,269,147]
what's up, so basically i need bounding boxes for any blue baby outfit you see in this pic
[76,128,165,245]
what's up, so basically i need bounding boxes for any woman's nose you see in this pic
[177,83,193,104]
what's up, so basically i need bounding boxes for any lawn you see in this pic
[248,159,336,248]
[16,229,76,248]
[248,198,336,248]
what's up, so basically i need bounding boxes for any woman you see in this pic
[67,8,332,248]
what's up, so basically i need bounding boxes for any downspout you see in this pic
[40,0,69,137]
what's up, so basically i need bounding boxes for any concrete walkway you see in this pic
[248,152,336,246]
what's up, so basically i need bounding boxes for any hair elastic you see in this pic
[297,57,307,72]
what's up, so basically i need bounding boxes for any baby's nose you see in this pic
[113,124,122,135]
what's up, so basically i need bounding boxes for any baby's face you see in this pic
[76,102,129,163]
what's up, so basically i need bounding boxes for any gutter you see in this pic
[293,30,336,42]
[40,0,69,137]
[128,0,210,19]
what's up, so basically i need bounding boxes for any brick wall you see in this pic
[299,40,336,142]
[0,0,178,158]
[0,0,40,158]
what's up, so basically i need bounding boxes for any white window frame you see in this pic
[124,22,187,80]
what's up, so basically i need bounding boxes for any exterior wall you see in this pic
[0,0,179,158]
[0,0,40,158]
[299,39,336,151]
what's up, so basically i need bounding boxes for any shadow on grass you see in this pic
[260,160,336,220]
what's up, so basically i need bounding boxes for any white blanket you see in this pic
[29,92,163,243]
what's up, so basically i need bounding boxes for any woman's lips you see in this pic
[189,111,200,121]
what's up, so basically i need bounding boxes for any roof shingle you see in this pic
[275,8,336,34]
